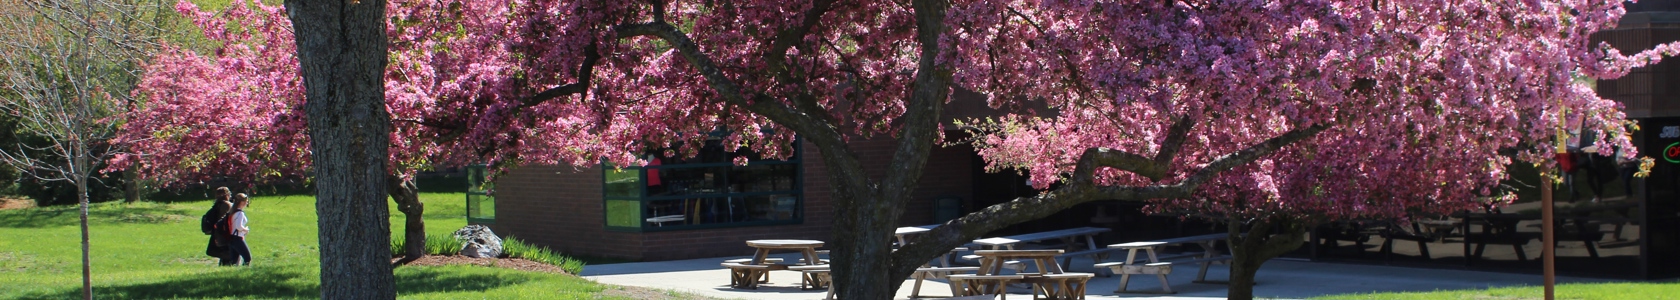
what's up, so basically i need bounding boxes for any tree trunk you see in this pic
[124,163,140,203]
[830,0,953,298]
[828,184,903,300]
[389,174,425,263]
[284,0,395,298]
[1225,217,1308,300]
[1228,246,1263,300]
[76,155,91,300]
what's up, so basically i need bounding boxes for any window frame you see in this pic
[465,164,496,224]
[602,141,804,232]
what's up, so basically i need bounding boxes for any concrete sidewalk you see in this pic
[581,253,1600,300]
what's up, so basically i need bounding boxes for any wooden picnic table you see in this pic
[967,226,1113,276]
[1096,232,1236,295]
[970,227,1110,250]
[1100,242,1175,294]
[1135,233,1233,283]
[746,239,825,266]
[722,239,826,290]
[952,249,1093,300]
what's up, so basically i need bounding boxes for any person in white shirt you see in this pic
[224,193,252,266]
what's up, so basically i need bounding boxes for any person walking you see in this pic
[202,187,233,265]
[222,193,253,266]
[1616,148,1639,198]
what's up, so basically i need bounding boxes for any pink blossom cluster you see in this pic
[954,0,1673,221]
[112,0,307,186]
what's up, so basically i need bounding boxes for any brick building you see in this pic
[465,89,1057,261]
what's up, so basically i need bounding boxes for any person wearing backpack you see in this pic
[201,187,233,264]
[221,193,253,266]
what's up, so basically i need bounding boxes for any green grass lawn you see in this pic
[1316,280,1680,299]
[0,192,699,299]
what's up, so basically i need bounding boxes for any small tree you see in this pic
[0,0,160,298]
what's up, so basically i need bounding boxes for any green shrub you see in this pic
[503,237,586,274]
[390,232,465,256]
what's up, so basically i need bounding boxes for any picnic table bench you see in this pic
[950,250,1095,300]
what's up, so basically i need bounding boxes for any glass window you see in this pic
[466,164,495,224]
[603,139,802,231]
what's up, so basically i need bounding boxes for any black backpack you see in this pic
[200,208,219,235]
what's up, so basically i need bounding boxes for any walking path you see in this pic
[581,254,1600,299]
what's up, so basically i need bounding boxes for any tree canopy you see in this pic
[114,0,1679,299]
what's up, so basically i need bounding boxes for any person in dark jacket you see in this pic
[204,187,233,265]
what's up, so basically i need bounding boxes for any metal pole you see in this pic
[1542,171,1555,300]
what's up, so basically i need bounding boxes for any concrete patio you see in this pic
[581,252,1603,299]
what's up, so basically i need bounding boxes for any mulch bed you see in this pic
[0,197,34,210]
[393,255,570,274]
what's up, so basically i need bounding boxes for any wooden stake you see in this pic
[1541,171,1555,300]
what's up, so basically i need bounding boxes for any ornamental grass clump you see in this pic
[389,232,466,256]
[503,237,586,275]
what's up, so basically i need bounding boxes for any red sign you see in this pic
[1667,142,1680,164]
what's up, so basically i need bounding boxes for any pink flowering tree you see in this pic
[937,1,1675,298]
[430,1,1678,299]
[115,0,449,263]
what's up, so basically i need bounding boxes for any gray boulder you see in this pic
[453,225,503,258]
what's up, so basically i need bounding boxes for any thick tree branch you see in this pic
[890,182,1181,271]
[618,22,841,143]
[520,41,600,108]
[1181,123,1330,187]
[649,0,665,23]
[1072,148,1167,183]
[614,21,865,176]
[881,0,952,202]
[765,0,832,79]
[1154,115,1196,166]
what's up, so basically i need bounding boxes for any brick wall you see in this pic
[482,164,644,260]
[1593,14,1680,118]
[486,136,976,261]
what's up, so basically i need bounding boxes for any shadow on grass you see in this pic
[0,204,196,228]
[18,266,316,299]
[18,265,543,299]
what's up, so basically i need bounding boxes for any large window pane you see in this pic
[602,139,802,231]
[466,165,495,223]
[605,168,642,197]
[606,199,641,228]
